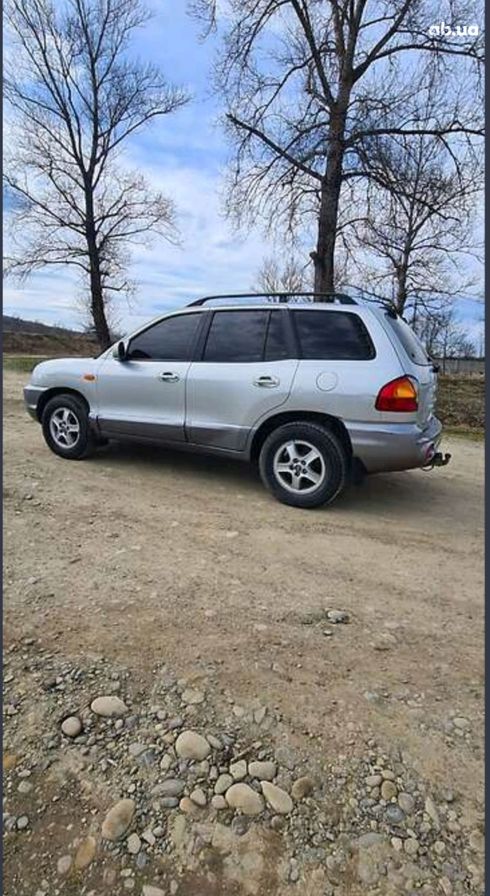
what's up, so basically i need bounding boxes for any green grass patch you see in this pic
[3,354,52,372]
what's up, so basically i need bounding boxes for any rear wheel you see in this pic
[258,422,348,508]
[41,394,96,460]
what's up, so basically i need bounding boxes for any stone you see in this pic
[190,787,207,807]
[160,754,173,772]
[181,689,205,705]
[365,775,382,787]
[261,781,293,814]
[248,760,276,781]
[215,773,233,795]
[434,840,446,855]
[57,855,72,875]
[326,609,349,624]
[179,797,200,815]
[90,696,128,717]
[18,780,33,794]
[291,776,314,800]
[128,742,147,758]
[157,779,185,798]
[452,717,470,730]
[381,780,397,801]
[161,797,179,809]
[391,837,403,851]
[424,796,440,829]
[404,838,419,856]
[142,888,166,896]
[225,783,264,815]
[254,707,267,724]
[229,759,247,780]
[127,833,141,855]
[398,792,415,813]
[61,716,82,738]
[174,730,210,761]
[385,804,405,825]
[211,795,227,810]
[101,799,135,841]
[74,836,96,869]
[17,816,29,830]
[142,830,156,847]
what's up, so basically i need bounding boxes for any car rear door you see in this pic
[96,312,203,442]
[185,308,298,451]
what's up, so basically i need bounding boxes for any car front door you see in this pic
[96,311,203,442]
[186,308,298,451]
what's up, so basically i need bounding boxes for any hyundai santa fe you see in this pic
[23,293,450,509]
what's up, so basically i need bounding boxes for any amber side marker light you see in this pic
[83,374,96,382]
[375,376,418,412]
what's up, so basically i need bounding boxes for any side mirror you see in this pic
[113,340,127,361]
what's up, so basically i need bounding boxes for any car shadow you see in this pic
[88,439,449,516]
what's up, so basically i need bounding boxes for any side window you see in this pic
[265,312,290,361]
[293,311,375,360]
[203,311,269,362]
[127,314,201,361]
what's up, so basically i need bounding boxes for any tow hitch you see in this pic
[423,451,452,471]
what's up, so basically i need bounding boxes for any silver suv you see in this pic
[23,294,449,509]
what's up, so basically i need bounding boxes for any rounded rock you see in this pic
[291,776,314,800]
[90,696,128,718]
[229,759,247,780]
[61,716,82,738]
[248,760,276,781]
[225,783,264,816]
[101,799,135,841]
[57,855,72,875]
[74,836,96,869]
[211,795,227,810]
[380,780,397,801]
[190,787,207,807]
[214,773,233,795]
[174,730,210,761]
[127,833,141,855]
[17,816,29,830]
[404,838,419,856]
[261,781,293,815]
[398,792,415,814]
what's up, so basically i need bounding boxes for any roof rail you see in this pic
[186,292,357,307]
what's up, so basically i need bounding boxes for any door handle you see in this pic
[253,375,280,388]
[159,371,180,383]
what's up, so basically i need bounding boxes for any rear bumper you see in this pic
[347,416,443,474]
[23,385,46,420]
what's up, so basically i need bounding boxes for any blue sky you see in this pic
[3,1,484,348]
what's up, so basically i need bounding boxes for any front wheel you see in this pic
[41,394,96,460]
[258,422,348,509]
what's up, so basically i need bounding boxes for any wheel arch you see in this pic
[37,387,91,422]
[250,411,353,463]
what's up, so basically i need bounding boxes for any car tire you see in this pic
[41,394,96,460]
[258,422,348,509]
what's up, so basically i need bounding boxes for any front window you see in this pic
[127,313,201,361]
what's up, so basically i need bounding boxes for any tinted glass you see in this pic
[265,312,289,360]
[385,314,430,365]
[128,314,201,361]
[204,311,269,362]
[294,311,374,360]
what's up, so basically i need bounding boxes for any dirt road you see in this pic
[3,368,484,896]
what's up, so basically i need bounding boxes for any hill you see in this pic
[3,315,98,356]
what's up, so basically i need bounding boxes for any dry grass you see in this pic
[436,374,485,436]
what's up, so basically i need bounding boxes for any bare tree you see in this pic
[350,133,483,319]
[195,0,483,295]
[253,256,311,293]
[4,0,188,348]
[415,305,477,363]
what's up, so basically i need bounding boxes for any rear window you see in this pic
[293,310,375,360]
[385,314,430,365]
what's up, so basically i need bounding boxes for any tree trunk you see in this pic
[84,188,111,350]
[311,106,347,299]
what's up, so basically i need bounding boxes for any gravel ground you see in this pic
[3,368,485,896]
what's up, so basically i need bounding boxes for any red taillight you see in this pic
[375,376,418,412]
